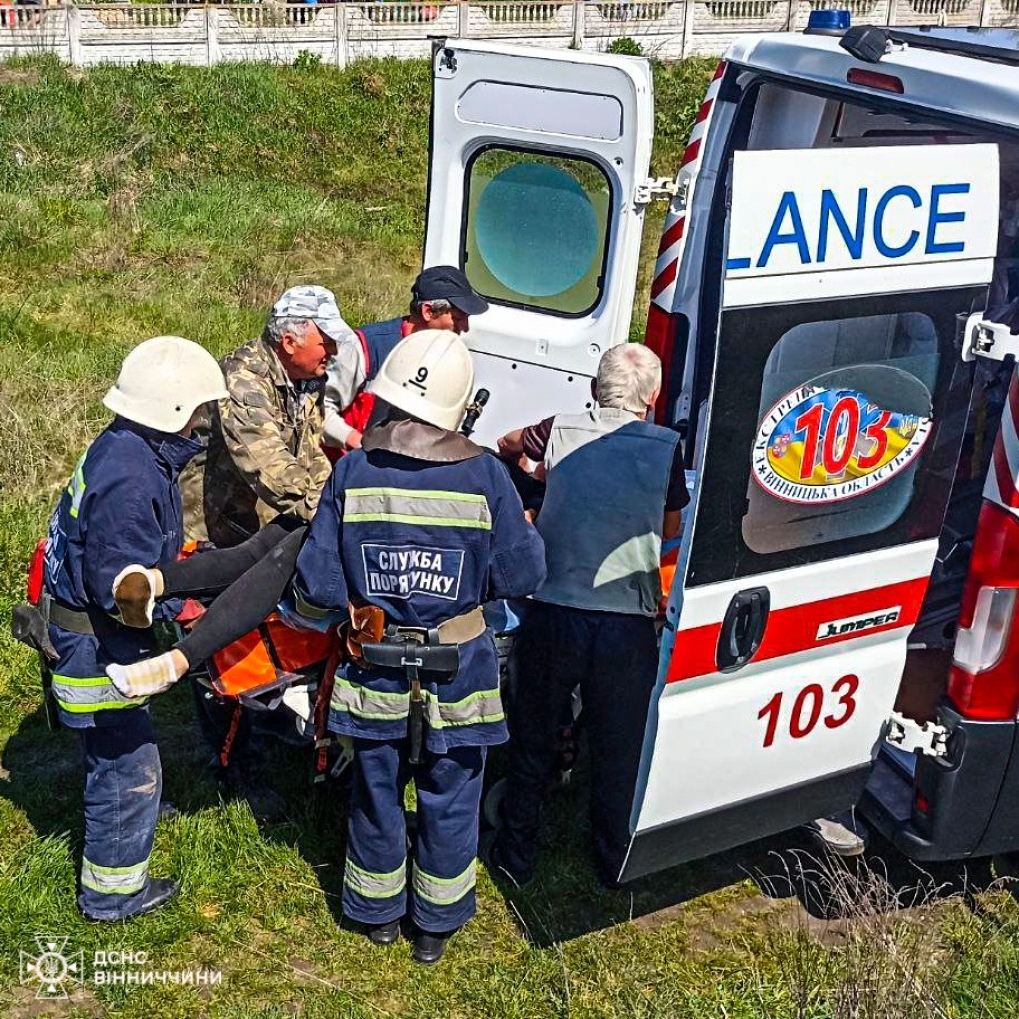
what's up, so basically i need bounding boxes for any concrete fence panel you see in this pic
[0,0,1010,68]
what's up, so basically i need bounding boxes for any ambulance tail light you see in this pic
[645,303,672,361]
[846,68,905,94]
[947,501,1019,721]
[645,303,679,424]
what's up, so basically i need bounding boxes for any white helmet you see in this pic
[103,336,227,433]
[370,329,475,432]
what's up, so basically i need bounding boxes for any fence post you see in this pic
[784,0,796,30]
[458,0,470,38]
[65,2,82,66]
[886,0,896,25]
[681,0,695,58]
[572,0,586,47]
[978,0,991,26]
[205,5,219,66]
[335,0,348,67]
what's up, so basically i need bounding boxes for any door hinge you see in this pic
[960,312,1019,363]
[635,175,690,208]
[885,710,949,758]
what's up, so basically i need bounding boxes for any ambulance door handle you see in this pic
[716,587,770,673]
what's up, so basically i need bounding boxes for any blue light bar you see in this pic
[805,8,851,34]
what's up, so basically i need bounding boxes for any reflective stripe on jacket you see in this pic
[294,421,546,750]
[43,418,200,728]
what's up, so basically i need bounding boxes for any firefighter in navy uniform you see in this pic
[43,336,227,921]
[292,329,545,965]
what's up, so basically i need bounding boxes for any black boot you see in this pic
[133,878,180,917]
[412,928,456,966]
[366,920,401,946]
[81,878,179,922]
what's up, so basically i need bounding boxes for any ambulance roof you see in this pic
[727,28,1019,133]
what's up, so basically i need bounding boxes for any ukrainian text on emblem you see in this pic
[752,384,932,505]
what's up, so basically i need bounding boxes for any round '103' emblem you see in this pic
[751,384,933,505]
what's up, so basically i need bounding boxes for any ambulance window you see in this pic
[686,288,980,588]
[746,82,980,153]
[462,147,611,316]
[742,313,939,555]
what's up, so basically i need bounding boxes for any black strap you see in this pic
[43,595,94,636]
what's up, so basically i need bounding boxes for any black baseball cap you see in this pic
[412,265,489,317]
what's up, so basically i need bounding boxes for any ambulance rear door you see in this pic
[622,140,1000,880]
[424,40,654,447]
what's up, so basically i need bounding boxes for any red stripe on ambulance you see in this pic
[650,259,678,300]
[649,61,726,310]
[658,217,685,257]
[665,577,931,684]
[680,137,702,168]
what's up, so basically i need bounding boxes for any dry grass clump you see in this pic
[763,851,1014,1019]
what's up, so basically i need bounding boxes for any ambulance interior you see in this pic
[739,83,1019,726]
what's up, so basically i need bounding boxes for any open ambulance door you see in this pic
[423,40,654,447]
[621,142,1001,881]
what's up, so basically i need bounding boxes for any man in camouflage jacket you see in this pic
[178,286,353,819]
[182,286,354,547]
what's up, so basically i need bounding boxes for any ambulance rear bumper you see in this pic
[861,708,1019,861]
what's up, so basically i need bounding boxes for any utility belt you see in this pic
[353,604,486,764]
[11,590,94,661]
[39,591,94,635]
[356,606,486,672]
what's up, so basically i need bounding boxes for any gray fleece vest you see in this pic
[535,407,680,617]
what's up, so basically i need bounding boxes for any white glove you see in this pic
[106,653,180,699]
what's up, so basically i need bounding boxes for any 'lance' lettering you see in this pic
[757,191,811,268]
[926,182,969,254]
[818,188,867,261]
[874,185,921,258]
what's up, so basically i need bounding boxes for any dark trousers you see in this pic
[497,601,657,885]
[165,517,306,666]
[343,739,486,933]
[162,517,305,773]
[78,710,162,920]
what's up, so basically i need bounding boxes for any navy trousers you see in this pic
[342,739,486,934]
[496,601,658,885]
[78,709,162,920]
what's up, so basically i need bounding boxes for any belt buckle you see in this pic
[388,624,442,647]
[388,624,427,645]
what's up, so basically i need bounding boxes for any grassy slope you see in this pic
[0,55,1018,1018]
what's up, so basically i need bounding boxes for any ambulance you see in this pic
[423,22,1019,880]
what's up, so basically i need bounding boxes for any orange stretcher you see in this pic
[208,614,338,700]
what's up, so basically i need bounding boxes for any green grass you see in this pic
[2,54,1019,1018]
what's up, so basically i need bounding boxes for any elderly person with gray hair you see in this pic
[176,284,353,819]
[489,343,688,889]
[182,284,354,549]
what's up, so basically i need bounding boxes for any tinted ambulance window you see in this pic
[686,289,981,588]
[463,147,611,316]
[743,313,938,555]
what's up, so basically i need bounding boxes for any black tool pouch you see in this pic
[11,604,60,730]
[360,640,460,674]
[361,632,461,764]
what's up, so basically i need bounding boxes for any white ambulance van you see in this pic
[423,22,1019,881]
